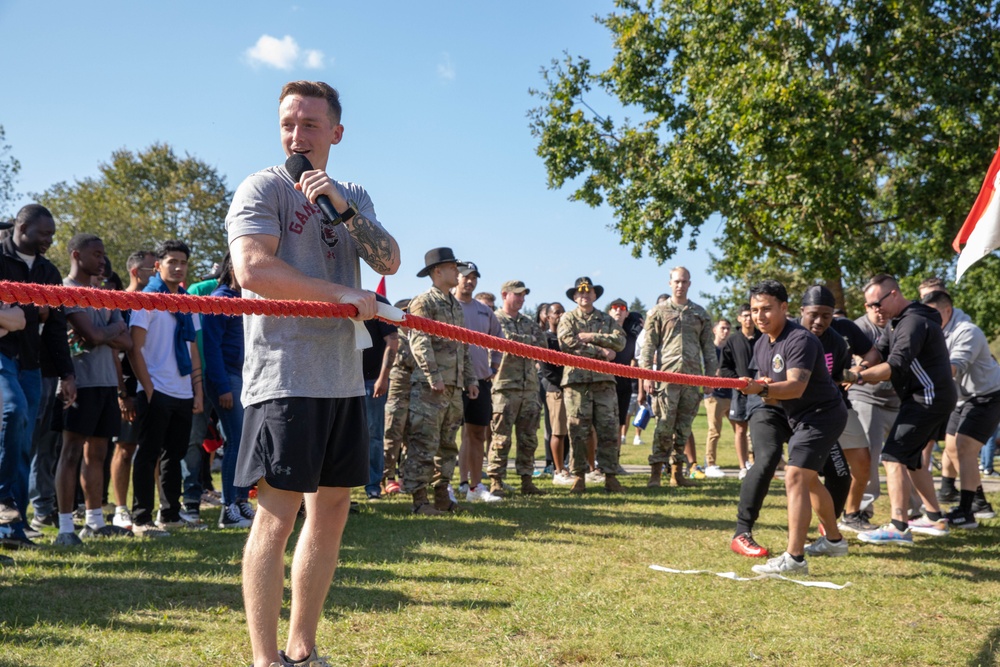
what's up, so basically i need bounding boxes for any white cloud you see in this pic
[436,52,456,81]
[304,49,325,69]
[244,35,327,71]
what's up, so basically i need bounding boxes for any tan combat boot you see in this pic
[412,488,445,515]
[670,465,698,488]
[569,475,586,494]
[489,477,507,498]
[647,463,663,488]
[520,474,546,496]
[433,484,460,512]
[604,474,625,494]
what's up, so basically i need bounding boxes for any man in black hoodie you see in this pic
[851,274,957,545]
[0,205,76,549]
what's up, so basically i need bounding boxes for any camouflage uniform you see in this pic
[402,286,477,494]
[639,299,717,468]
[486,309,547,480]
[383,330,415,481]
[557,308,626,476]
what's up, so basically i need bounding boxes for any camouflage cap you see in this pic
[501,280,530,295]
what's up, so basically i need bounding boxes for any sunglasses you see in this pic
[865,289,895,310]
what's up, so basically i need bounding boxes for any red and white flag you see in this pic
[375,276,387,297]
[954,145,1000,281]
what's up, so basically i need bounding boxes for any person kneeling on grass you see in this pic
[738,280,847,575]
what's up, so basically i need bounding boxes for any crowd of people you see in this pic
[0,80,996,666]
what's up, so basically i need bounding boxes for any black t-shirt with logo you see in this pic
[753,319,843,426]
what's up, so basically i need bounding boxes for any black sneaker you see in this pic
[837,513,875,533]
[937,486,960,504]
[29,512,57,531]
[945,507,979,529]
[971,498,996,520]
[0,499,21,525]
[218,503,252,529]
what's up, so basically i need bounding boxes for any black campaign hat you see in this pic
[417,247,461,278]
[566,277,604,301]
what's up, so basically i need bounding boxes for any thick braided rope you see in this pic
[0,281,747,390]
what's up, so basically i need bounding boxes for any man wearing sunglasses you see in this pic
[849,274,956,545]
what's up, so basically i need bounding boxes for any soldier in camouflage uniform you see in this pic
[403,248,478,514]
[382,298,414,495]
[639,267,717,488]
[487,280,548,496]
[557,277,626,493]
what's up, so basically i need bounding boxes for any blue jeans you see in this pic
[209,373,249,506]
[28,376,59,516]
[982,427,999,473]
[0,354,43,537]
[364,379,387,496]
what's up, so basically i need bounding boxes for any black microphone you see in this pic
[285,153,341,225]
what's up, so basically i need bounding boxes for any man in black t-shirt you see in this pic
[739,280,847,575]
[362,294,399,500]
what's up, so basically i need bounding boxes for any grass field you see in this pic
[2,408,999,666]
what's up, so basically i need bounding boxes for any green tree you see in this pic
[530,0,1000,311]
[33,143,231,278]
[629,296,646,313]
[0,125,20,219]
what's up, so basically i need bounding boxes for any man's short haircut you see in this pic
[749,279,788,304]
[474,291,495,305]
[738,302,752,314]
[547,302,564,315]
[919,276,947,293]
[715,318,731,327]
[280,80,342,124]
[68,233,102,254]
[864,273,899,293]
[670,266,691,280]
[15,204,53,229]
[126,250,153,272]
[656,293,670,304]
[154,239,191,260]
[921,290,953,308]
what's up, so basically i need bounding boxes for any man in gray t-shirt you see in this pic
[227,80,400,667]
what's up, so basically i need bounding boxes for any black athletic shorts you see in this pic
[463,379,492,426]
[729,392,750,422]
[615,376,632,426]
[236,396,368,492]
[786,405,846,472]
[63,386,121,439]
[883,401,952,470]
[946,391,1000,444]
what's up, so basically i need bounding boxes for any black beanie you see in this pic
[801,285,836,308]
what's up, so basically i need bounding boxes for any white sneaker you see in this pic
[632,435,642,445]
[704,465,725,478]
[458,482,470,495]
[751,552,808,575]
[620,435,626,444]
[552,471,574,486]
[803,535,848,557]
[447,485,457,503]
[465,484,502,503]
[585,470,605,484]
[112,507,133,530]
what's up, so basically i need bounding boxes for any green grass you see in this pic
[3,408,1000,666]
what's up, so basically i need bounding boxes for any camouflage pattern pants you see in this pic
[649,383,702,467]
[401,383,463,494]
[564,382,620,477]
[382,383,410,480]
[486,388,541,480]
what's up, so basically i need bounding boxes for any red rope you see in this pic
[0,281,747,390]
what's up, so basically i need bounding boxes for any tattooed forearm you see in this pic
[348,213,399,274]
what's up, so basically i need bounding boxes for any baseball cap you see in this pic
[501,280,529,295]
[458,261,481,278]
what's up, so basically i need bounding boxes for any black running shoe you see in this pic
[945,507,979,529]
[971,498,995,520]
[937,487,960,504]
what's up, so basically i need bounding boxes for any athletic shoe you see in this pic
[983,470,1000,479]
[447,485,458,504]
[632,434,642,445]
[200,490,222,507]
[858,524,913,545]
[620,435,626,444]
[944,507,979,529]
[29,512,57,531]
[971,498,996,520]
[689,465,707,480]
[837,514,875,533]
[738,468,749,481]
[23,527,43,540]
[585,470,605,484]
[937,486,960,504]
[54,531,83,547]
[804,535,849,557]
[704,465,725,479]
[79,524,133,538]
[751,552,808,575]
[730,532,769,558]
[0,534,38,550]
[219,503,252,529]
[0,499,21,525]
[132,523,170,538]
[236,500,256,522]
[383,480,402,495]
[279,647,332,667]
[179,506,201,524]
[112,507,133,530]
[366,491,382,500]
[156,513,207,531]
[466,484,502,503]
[552,471,574,487]
[907,516,950,536]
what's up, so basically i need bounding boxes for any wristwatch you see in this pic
[758,382,769,399]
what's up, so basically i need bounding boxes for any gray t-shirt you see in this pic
[226,164,381,405]
[63,277,123,389]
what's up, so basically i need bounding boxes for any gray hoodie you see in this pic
[942,307,1000,404]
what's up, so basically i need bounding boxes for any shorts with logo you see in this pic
[236,396,369,492]
[64,386,121,439]
[882,401,952,471]
[946,391,1000,444]
[462,379,492,426]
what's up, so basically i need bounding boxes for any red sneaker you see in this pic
[731,532,769,558]
[384,480,401,495]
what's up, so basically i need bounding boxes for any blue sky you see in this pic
[0,0,724,314]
